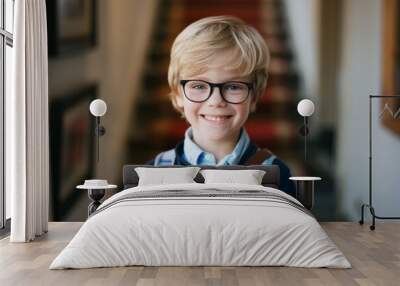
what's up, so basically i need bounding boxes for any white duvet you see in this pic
[50,183,351,269]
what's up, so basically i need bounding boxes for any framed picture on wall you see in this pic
[50,84,96,220]
[382,0,400,135]
[46,0,97,57]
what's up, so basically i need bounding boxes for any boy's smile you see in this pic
[200,114,233,124]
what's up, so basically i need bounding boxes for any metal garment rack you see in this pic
[359,95,400,230]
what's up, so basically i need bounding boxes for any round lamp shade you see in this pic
[297,99,315,117]
[90,99,107,117]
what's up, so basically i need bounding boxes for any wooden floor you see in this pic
[0,222,399,286]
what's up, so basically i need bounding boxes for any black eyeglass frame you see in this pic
[180,79,254,104]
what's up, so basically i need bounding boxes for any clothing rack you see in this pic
[359,95,400,230]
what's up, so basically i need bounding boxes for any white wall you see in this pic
[284,0,320,101]
[336,0,400,220]
[284,0,322,135]
[95,0,158,183]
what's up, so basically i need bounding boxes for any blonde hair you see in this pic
[168,15,270,114]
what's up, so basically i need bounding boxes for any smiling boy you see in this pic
[148,16,295,197]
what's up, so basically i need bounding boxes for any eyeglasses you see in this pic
[180,80,253,104]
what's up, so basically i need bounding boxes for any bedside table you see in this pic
[289,176,322,210]
[77,180,117,217]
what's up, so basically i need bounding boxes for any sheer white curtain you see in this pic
[6,0,49,242]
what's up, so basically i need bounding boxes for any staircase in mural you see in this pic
[129,0,305,174]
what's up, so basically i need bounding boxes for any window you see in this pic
[1,0,14,230]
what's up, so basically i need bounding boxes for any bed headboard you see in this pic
[122,165,280,189]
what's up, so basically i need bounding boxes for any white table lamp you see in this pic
[297,99,315,162]
[89,99,107,162]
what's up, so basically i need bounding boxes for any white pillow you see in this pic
[135,167,201,186]
[200,169,266,185]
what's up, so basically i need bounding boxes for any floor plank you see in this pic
[0,222,399,286]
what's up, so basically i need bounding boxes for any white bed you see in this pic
[50,183,351,269]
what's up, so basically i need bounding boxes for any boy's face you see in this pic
[176,59,256,144]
